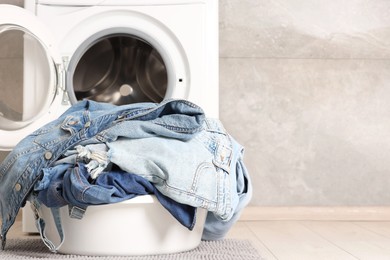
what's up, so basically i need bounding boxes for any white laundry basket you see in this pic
[39,195,206,256]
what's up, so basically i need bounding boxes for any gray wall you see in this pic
[219,0,390,206]
[0,0,21,6]
[1,0,390,206]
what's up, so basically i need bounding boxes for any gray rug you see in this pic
[0,238,263,260]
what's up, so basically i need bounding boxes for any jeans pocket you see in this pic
[190,162,220,204]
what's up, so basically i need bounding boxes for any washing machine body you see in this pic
[0,0,219,150]
[0,0,218,255]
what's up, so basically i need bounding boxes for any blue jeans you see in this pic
[35,163,196,229]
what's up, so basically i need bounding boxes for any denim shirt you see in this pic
[0,99,205,249]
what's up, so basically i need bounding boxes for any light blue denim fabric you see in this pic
[0,99,204,250]
[202,138,252,240]
[96,118,252,239]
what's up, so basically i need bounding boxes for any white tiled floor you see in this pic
[226,220,390,260]
[8,215,390,260]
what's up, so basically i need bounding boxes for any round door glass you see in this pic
[0,25,56,130]
[71,34,168,105]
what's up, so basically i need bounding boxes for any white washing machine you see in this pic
[0,0,219,150]
[0,0,218,255]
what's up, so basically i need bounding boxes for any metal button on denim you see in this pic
[44,151,53,160]
[14,183,21,192]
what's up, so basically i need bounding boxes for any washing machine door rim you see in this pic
[0,4,192,151]
[0,5,65,151]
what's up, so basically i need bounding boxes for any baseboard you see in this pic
[240,206,390,221]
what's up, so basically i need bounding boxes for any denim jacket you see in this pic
[0,99,204,249]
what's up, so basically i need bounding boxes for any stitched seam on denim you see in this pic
[88,113,125,141]
[137,173,218,205]
[190,162,214,193]
[33,129,76,150]
[13,160,41,200]
[121,99,201,121]
[154,122,201,134]
[99,100,202,135]
[216,169,223,218]
[74,167,90,203]
[162,180,218,205]
[4,169,43,234]
[115,108,152,122]
[90,113,119,128]
[0,146,41,179]
[224,169,232,219]
[167,99,201,109]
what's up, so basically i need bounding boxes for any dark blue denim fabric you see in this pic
[36,163,196,230]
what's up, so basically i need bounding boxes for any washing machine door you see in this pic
[0,5,62,151]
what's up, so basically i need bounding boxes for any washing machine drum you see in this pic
[71,35,168,105]
[0,29,169,131]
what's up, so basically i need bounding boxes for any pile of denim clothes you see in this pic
[0,99,252,251]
